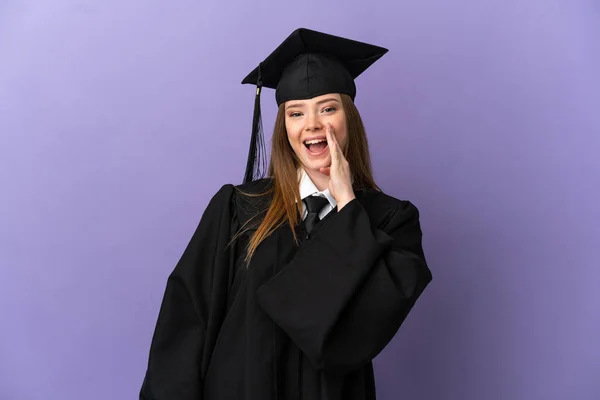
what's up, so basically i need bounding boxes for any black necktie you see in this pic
[303,196,329,237]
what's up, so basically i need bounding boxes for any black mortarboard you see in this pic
[240,28,388,183]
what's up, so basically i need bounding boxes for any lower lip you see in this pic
[304,144,329,157]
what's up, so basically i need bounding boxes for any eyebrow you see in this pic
[285,97,340,110]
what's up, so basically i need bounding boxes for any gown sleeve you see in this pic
[256,197,432,375]
[139,184,236,400]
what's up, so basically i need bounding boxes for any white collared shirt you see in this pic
[299,169,337,220]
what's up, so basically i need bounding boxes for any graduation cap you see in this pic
[241,28,388,183]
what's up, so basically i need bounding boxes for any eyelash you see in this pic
[289,107,336,118]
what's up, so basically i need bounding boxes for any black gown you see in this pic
[139,178,432,400]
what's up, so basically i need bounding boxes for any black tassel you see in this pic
[243,64,267,184]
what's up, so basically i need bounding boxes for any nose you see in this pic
[305,113,323,132]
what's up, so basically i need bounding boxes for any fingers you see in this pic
[319,167,331,176]
[326,123,339,163]
[325,123,334,148]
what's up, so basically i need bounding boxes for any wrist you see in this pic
[337,193,356,211]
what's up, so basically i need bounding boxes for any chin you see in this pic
[303,159,330,173]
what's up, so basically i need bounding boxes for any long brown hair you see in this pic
[239,93,379,263]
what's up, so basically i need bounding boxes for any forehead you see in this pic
[285,93,342,107]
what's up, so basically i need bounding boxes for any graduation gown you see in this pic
[139,178,432,400]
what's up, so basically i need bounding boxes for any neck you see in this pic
[304,168,329,192]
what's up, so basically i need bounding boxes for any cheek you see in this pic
[285,121,301,144]
[335,121,349,148]
[339,132,349,152]
[285,127,305,160]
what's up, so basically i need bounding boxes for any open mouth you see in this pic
[303,137,328,154]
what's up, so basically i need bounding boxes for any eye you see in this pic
[289,112,303,118]
[322,106,336,113]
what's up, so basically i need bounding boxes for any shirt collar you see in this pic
[298,169,337,209]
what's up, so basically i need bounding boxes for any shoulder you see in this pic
[204,183,236,208]
[233,178,274,227]
[200,179,273,230]
[233,177,274,195]
[356,188,420,228]
[207,178,273,205]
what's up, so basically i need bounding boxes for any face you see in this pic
[284,93,348,174]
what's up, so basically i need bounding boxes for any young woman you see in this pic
[140,28,432,400]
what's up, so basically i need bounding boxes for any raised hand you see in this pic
[319,123,356,211]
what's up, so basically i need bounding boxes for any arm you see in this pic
[256,197,432,375]
[140,184,235,399]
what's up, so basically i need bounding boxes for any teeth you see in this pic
[304,138,327,145]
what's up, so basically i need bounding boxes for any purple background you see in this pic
[1,1,599,399]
